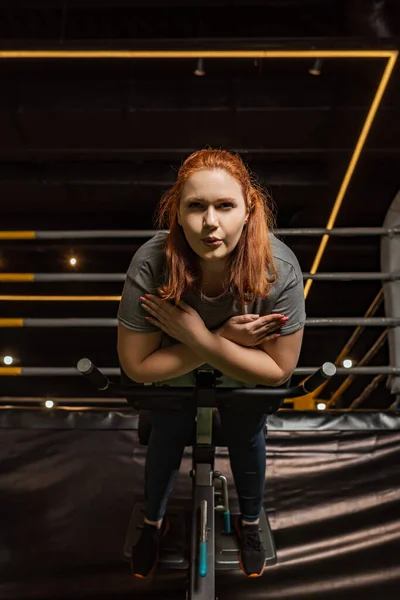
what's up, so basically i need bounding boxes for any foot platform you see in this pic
[125,502,276,571]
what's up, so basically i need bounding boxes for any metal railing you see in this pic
[0,272,399,283]
[1,317,399,328]
[1,227,400,240]
[0,366,399,377]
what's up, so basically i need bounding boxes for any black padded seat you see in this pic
[138,408,228,447]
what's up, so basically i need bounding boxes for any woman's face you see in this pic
[178,169,249,275]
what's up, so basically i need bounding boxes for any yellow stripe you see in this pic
[0,319,23,327]
[0,367,21,375]
[0,50,396,59]
[0,231,36,239]
[0,295,121,301]
[304,51,398,300]
[0,273,35,282]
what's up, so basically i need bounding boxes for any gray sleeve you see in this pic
[117,258,161,333]
[272,265,306,336]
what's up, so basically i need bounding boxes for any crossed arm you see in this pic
[118,323,303,387]
[177,327,302,386]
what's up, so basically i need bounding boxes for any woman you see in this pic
[117,148,306,579]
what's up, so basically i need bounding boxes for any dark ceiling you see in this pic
[0,0,399,408]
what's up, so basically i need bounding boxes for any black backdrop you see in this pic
[1,409,400,599]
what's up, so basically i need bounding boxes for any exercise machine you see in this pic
[77,358,335,600]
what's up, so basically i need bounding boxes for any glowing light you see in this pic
[3,355,13,365]
[309,58,323,75]
[45,400,54,409]
[316,403,327,410]
[69,258,77,266]
[194,58,205,76]
[343,359,353,369]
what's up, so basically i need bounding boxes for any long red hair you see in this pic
[153,148,277,313]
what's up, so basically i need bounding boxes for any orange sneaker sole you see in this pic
[234,515,266,578]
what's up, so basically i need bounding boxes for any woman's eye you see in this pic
[188,203,233,209]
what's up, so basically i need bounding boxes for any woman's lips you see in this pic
[202,239,222,247]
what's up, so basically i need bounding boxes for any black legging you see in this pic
[144,400,267,523]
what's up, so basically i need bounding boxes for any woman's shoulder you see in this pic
[268,233,303,286]
[132,230,168,261]
[126,230,168,278]
[269,233,300,268]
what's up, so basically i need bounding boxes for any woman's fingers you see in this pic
[261,333,281,342]
[260,325,281,337]
[140,296,166,322]
[253,332,280,346]
[141,302,157,318]
[252,314,286,332]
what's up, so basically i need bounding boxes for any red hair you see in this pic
[153,148,277,313]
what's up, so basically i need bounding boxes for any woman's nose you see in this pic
[203,210,218,226]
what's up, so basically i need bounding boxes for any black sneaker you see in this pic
[131,516,170,579]
[234,515,266,578]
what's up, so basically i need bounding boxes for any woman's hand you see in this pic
[140,294,207,346]
[217,313,288,347]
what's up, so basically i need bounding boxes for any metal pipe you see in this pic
[305,318,400,326]
[1,317,399,328]
[276,227,400,236]
[0,396,128,406]
[1,272,399,283]
[0,295,121,301]
[1,227,400,240]
[1,366,399,376]
[0,274,125,282]
[303,272,400,281]
[295,367,400,375]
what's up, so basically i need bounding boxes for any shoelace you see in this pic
[242,530,262,551]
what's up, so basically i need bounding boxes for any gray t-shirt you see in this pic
[118,230,306,387]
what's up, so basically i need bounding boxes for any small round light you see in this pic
[194,58,205,76]
[69,257,77,266]
[45,400,54,409]
[3,355,13,365]
[343,359,353,369]
[317,402,327,411]
[309,58,323,76]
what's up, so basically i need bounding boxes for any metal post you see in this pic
[349,374,386,409]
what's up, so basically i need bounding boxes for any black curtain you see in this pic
[1,409,400,599]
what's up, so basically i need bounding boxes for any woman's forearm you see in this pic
[187,328,285,386]
[132,328,222,384]
[134,328,284,386]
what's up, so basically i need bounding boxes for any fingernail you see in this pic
[281,317,289,321]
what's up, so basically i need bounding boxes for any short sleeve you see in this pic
[272,266,306,336]
[117,259,162,333]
